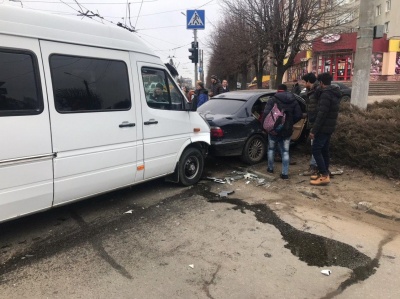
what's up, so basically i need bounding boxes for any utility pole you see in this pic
[352,0,374,109]
[200,49,204,82]
[194,29,198,83]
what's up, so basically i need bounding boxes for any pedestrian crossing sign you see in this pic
[186,10,205,30]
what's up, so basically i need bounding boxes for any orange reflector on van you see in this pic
[193,128,201,132]
[137,165,144,171]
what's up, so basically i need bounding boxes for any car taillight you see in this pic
[211,127,224,138]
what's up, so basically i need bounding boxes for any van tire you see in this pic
[179,147,204,186]
[241,135,266,165]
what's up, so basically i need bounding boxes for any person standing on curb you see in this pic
[209,75,223,97]
[262,84,302,180]
[291,80,301,95]
[221,79,230,93]
[191,80,209,111]
[301,72,319,176]
[309,72,341,186]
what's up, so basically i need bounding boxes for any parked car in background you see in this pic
[197,90,307,165]
[300,81,352,102]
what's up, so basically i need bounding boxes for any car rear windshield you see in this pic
[197,99,245,115]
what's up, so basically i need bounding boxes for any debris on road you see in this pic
[256,178,266,186]
[244,173,258,180]
[207,177,226,184]
[321,269,332,276]
[189,264,194,269]
[298,190,320,199]
[124,210,133,214]
[219,190,235,197]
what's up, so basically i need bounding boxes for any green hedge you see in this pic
[330,100,400,179]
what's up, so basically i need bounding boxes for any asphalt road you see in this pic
[0,157,399,299]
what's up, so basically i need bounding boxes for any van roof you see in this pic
[0,5,156,56]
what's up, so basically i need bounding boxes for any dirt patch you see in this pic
[205,152,400,234]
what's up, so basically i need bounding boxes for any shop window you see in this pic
[376,5,381,16]
[386,0,391,12]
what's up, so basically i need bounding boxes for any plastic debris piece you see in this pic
[244,173,258,179]
[189,264,194,269]
[256,178,266,186]
[219,190,235,197]
[124,210,133,214]
[330,169,344,175]
[246,181,250,184]
[321,269,332,276]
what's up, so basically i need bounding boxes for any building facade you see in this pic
[284,0,400,82]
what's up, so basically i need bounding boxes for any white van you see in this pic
[0,5,210,223]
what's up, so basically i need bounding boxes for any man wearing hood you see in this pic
[262,84,302,180]
[309,72,341,186]
[209,75,223,97]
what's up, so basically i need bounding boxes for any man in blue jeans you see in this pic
[309,72,341,185]
[262,84,302,179]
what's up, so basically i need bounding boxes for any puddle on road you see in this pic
[204,192,379,298]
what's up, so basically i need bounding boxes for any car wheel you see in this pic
[341,95,350,102]
[179,147,204,186]
[241,135,266,165]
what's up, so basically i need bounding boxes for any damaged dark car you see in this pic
[197,90,307,165]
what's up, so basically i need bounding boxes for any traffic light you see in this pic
[188,42,198,63]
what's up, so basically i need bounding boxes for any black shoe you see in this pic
[280,174,289,180]
[267,168,274,174]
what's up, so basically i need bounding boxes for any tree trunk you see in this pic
[240,67,248,90]
[275,65,286,87]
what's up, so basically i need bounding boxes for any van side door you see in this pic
[40,41,138,205]
[0,37,53,222]
[135,62,191,180]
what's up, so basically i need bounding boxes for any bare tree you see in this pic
[207,11,267,90]
[223,0,357,87]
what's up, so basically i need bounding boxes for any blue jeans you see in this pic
[312,133,331,176]
[268,134,290,175]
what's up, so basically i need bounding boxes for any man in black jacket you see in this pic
[262,84,302,180]
[309,72,341,185]
[301,72,319,175]
[209,75,223,97]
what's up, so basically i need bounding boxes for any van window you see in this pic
[50,55,131,112]
[0,49,43,117]
[141,67,185,111]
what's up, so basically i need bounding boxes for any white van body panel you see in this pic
[40,40,138,205]
[0,5,155,56]
[0,5,210,223]
[0,34,53,221]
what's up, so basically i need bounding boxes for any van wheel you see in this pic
[241,135,266,165]
[179,147,204,186]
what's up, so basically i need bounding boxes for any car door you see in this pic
[136,61,191,180]
[0,36,53,222]
[40,41,137,205]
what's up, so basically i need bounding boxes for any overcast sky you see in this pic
[4,0,222,81]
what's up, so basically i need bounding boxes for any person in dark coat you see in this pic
[221,79,230,93]
[209,75,223,97]
[291,80,301,95]
[262,84,302,180]
[191,80,208,111]
[301,72,319,176]
[309,72,341,186]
